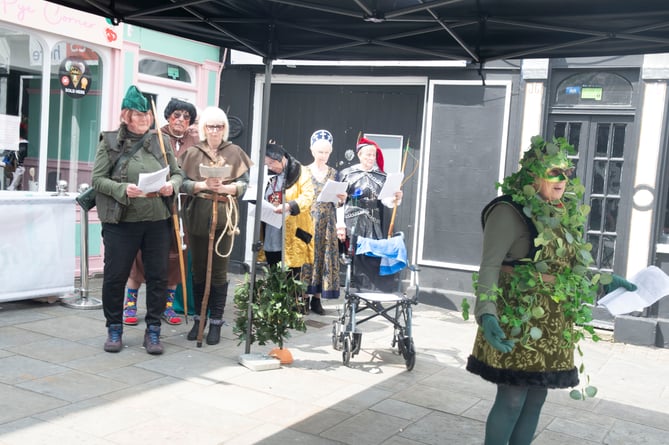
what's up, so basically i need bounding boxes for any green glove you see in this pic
[481,314,515,353]
[604,273,637,293]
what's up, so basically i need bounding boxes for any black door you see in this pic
[266,82,425,253]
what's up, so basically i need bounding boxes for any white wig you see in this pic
[198,106,230,142]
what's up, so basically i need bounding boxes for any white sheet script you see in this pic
[597,265,669,315]
[137,167,169,194]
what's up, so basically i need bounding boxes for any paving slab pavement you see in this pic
[0,273,668,444]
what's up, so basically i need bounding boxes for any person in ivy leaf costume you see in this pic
[466,135,637,445]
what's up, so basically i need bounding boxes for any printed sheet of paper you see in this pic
[242,165,270,201]
[248,199,283,229]
[597,265,669,315]
[317,180,347,203]
[137,167,169,194]
[378,172,404,200]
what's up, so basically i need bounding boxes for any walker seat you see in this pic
[332,232,420,370]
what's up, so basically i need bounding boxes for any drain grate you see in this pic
[305,319,328,328]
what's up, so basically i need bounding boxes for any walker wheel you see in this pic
[403,337,416,371]
[353,332,362,355]
[342,336,352,366]
[332,321,342,351]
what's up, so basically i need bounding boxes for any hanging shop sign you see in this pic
[59,57,91,98]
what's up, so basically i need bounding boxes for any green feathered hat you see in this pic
[121,85,149,112]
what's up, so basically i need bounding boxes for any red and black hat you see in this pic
[356,137,384,172]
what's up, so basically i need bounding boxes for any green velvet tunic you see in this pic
[467,198,579,388]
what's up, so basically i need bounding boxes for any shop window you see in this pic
[139,59,191,83]
[555,72,633,107]
[586,123,626,271]
[48,41,102,191]
[553,121,581,171]
[0,27,43,191]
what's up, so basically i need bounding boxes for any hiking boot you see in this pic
[187,316,206,341]
[311,297,325,315]
[206,319,223,345]
[143,325,164,355]
[104,324,123,353]
[123,290,139,325]
[162,290,182,325]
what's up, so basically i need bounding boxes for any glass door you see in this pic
[48,41,103,191]
[548,115,635,273]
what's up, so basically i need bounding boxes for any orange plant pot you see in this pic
[269,347,293,365]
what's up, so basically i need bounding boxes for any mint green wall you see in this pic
[123,26,219,63]
[208,70,218,103]
[123,50,136,92]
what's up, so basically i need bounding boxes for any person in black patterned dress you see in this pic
[303,130,340,315]
[336,137,402,292]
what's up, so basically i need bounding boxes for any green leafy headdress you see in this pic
[500,135,575,197]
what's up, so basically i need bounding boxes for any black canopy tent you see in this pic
[44,0,669,353]
[44,0,669,62]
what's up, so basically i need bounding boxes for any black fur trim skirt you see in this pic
[467,355,578,388]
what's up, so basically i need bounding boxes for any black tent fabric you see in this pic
[46,0,669,63]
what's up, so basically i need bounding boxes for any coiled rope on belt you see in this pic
[214,196,240,258]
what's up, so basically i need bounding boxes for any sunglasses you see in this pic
[544,167,574,181]
[206,124,225,131]
[171,111,191,120]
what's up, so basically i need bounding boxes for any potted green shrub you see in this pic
[233,265,307,364]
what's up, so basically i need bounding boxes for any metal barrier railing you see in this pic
[62,183,103,309]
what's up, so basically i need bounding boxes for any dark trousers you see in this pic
[265,250,283,268]
[101,220,171,326]
[189,231,230,286]
[265,250,302,277]
[189,231,231,319]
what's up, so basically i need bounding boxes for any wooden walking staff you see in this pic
[150,99,190,323]
[387,138,410,239]
[197,189,218,347]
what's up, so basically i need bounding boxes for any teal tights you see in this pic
[484,384,547,445]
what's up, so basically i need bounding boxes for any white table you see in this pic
[0,191,75,302]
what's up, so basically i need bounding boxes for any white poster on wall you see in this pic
[0,114,21,151]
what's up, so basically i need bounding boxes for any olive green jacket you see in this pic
[91,125,183,223]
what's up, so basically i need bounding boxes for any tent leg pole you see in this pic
[245,58,274,354]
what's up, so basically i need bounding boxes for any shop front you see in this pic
[0,0,121,295]
[0,0,222,297]
[0,1,119,193]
